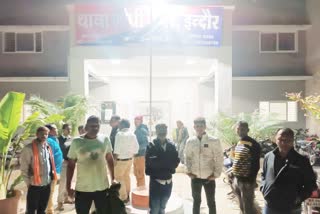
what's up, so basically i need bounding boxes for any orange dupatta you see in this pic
[32,140,57,185]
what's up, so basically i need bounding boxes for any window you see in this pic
[3,32,42,53]
[260,32,296,53]
[259,101,298,122]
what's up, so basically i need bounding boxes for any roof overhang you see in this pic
[233,25,312,32]
[233,76,313,81]
[0,77,68,82]
[0,25,70,32]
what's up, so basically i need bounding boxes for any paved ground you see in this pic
[14,164,265,214]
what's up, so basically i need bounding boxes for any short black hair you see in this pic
[45,124,56,131]
[194,117,206,126]
[119,119,130,129]
[78,125,84,131]
[277,128,294,139]
[62,123,70,130]
[37,126,49,133]
[236,121,249,129]
[110,115,120,121]
[155,123,167,134]
[86,115,100,124]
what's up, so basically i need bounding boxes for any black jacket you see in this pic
[145,139,180,180]
[58,135,71,161]
[261,148,317,211]
[109,127,118,151]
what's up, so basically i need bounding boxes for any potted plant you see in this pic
[0,92,43,214]
[0,92,26,213]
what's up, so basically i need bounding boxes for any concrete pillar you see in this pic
[68,57,89,97]
[215,63,232,114]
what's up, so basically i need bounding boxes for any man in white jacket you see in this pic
[184,117,223,214]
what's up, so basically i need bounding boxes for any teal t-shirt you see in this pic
[68,134,112,192]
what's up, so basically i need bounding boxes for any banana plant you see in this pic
[209,111,283,146]
[0,92,43,199]
[0,92,25,200]
[27,94,88,135]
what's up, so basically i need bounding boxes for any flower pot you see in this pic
[131,186,149,209]
[0,190,22,214]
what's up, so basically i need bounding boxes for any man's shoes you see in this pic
[56,202,64,211]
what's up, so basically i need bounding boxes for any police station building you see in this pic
[0,0,319,133]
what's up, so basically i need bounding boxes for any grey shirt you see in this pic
[20,141,52,186]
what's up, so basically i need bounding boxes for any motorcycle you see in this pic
[259,139,277,157]
[296,140,320,166]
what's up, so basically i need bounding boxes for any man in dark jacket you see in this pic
[145,123,180,214]
[261,128,317,214]
[57,123,73,210]
[232,121,261,214]
[109,115,120,151]
[134,115,149,187]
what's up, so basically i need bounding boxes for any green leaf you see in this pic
[0,92,25,200]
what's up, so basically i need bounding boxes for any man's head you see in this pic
[78,125,85,135]
[236,121,249,138]
[119,119,130,130]
[85,116,100,137]
[134,115,143,127]
[62,123,71,136]
[109,115,120,129]
[45,124,58,137]
[176,120,183,129]
[36,126,50,142]
[156,123,167,141]
[193,117,206,137]
[275,128,294,154]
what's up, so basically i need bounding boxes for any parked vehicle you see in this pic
[223,146,234,184]
[296,140,320,166]
[259,139,277,157]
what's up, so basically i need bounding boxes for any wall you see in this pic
[233,31,306,76]
[232,80,306,129]
[0,82,69,102]
[305,0,320,134]
[233,0,307,25]
[0,31,69,77]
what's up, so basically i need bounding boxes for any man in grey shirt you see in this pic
[20,126,57,214]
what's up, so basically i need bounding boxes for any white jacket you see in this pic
[184,134,223,179]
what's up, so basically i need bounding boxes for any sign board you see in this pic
[74,5,223,46]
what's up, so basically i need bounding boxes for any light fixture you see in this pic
[110,59,121,65]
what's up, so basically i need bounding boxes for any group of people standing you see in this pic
[19,114,318,214]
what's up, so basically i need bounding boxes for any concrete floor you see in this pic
[14,164,265,214]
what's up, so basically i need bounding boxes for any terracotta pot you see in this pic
[0,190,22,214]
[131,186,149,209]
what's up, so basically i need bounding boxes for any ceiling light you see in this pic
[110,59,121,64]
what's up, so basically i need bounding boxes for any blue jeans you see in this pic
[149,178,172,214]
[263,205,301,214]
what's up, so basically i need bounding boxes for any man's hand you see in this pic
[187,173,197,179]
[207,175,215,181]
[111,179,118,185]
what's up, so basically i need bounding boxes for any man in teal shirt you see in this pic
[45,124,63,214]
[67,116,116,214]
